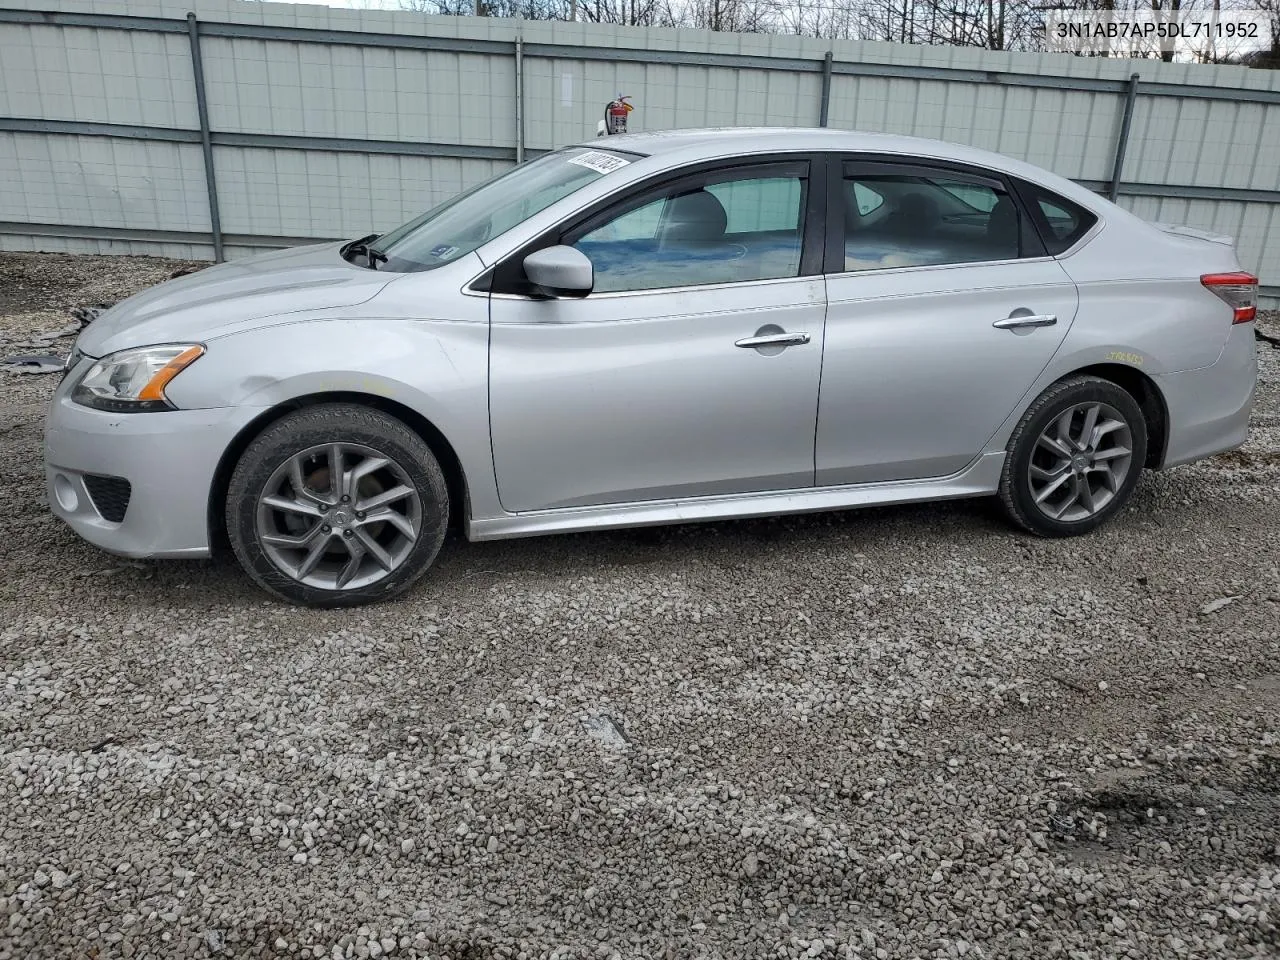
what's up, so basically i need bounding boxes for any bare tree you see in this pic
[359,0,1276,65]
[1247,0,1280,64]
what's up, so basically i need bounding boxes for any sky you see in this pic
[253,1,418,8]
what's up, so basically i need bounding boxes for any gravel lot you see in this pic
[2,251,1279,960]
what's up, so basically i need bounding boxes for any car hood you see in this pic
[75,242,397,357]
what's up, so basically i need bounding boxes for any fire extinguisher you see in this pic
[602,94,633,136]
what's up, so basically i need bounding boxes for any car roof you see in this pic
[580,127,1017,166]
[583,127,921,157]
[577,127,1106,212]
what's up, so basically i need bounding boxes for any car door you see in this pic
[487,158,827,513]
[817,158,1079,485]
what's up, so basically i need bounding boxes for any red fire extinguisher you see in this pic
[603,95,633,136]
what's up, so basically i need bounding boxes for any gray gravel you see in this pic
[2,251,1279,959]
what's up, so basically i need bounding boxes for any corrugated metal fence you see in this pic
[2,0,1279,301]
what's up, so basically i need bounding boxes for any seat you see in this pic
[897,192,941,226]
[985,197,1020,258]
[657,189,728,248]
[885,192,941,238]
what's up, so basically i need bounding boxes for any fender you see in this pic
[164,315,505,521]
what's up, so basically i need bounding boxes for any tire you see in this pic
[226,404,449,607]
[999,375,1147,537]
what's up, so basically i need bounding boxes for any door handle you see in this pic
[993,313,1057,330]
[735,331,811,349]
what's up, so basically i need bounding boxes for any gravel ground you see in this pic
[1,251,1279,960]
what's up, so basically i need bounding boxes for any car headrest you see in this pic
[659,189,728,244]
[896,192,940,228]
[844,189,860,231]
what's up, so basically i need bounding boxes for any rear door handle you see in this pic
[735,331,811,348]
[993,314,1057,330]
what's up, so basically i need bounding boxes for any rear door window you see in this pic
[839,162,1028,272]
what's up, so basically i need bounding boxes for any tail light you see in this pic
[1201,272,1258,324]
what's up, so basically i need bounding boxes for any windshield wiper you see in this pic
[341,233,388,269]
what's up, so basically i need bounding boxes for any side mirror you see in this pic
[524,245,593,299]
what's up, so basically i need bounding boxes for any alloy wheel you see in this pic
[1027,401,1133,522]
[255,442,422,590]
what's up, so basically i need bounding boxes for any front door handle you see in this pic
[735,331,811,349]
[993,313,1057,330]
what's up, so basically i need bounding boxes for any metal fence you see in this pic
[2,0,1280,301]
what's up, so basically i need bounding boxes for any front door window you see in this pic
[571,168,808,293]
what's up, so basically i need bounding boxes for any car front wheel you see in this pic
[226,404,449,607]
[999,375,1148,537]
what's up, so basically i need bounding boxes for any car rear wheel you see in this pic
[999,375,1147,537]
[226,404,449,607]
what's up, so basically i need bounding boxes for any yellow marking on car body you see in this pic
[1106,351,1145,366]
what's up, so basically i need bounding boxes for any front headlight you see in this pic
[71,344,205,412]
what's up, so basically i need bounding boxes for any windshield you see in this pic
[373,147,637,272]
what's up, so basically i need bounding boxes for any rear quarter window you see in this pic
[1016,181,1098,255]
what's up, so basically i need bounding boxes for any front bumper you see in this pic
[44,391,267,559]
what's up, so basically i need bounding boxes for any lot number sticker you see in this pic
[568,151,630,174]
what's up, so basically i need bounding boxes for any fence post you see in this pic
[186,12,224,262]
[1109,73,1140,203]
[819,51,833,127]
[514,36,525,163]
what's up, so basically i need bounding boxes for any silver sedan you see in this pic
[45,128,1259,606]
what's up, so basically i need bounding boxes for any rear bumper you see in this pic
[44,394,266,558]
[1156,323,1258,468]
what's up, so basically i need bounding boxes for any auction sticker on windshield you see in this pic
[568,151,630,174]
